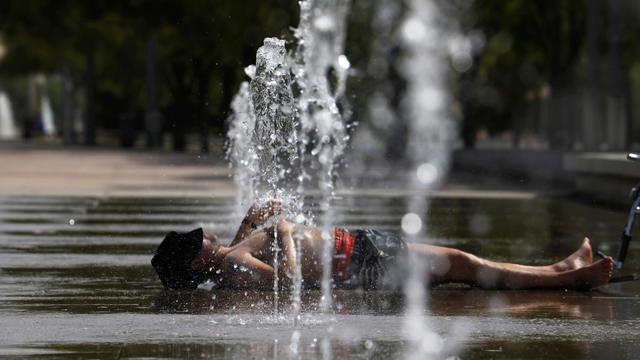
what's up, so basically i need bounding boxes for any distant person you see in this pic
[151,200,612,291]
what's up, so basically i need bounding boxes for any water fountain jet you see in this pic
[227,0,351,318]
[226,0,468,358]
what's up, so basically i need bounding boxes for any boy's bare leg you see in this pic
[500,237,594,273]
[549,237,594,271]
[408,242,613,290]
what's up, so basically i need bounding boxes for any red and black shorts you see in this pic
[333,228,408,290]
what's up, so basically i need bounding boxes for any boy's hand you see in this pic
[246,200,283,227]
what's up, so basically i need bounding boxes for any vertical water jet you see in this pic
[398,0,459,358]
[251,37,299,198]
[292,0,351,313]
[227,1,352,318]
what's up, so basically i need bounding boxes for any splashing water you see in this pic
[292,0,351,313]
[227,81,257,218]
[251,38,299,198]
[398,0,460,359]
[227,0,469,358]
[226,0,351,321]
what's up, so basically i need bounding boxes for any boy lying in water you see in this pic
[151,200,613,291]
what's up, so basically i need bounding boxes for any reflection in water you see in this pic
[6,340,401,360]
[9,338,640,360]
[152,289,407,316]
[429,289,615,321]
[151,288,617,322]
[8,337,639,360]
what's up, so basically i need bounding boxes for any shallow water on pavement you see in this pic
[1,195,639,359]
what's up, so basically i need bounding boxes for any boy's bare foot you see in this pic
[572,257,613,289]
[552,238,593,272]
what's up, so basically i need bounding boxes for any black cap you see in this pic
[151,228,205,290]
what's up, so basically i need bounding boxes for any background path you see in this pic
[0,144,562,199]
[0,145,234,197]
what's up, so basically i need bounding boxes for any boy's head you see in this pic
[151,228,206,290]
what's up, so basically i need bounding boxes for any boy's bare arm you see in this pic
[222,250,275,289]
[229,200,283,247]
[276,220,297,288]
[229,219,256,247]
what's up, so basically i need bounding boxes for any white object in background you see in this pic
[41,95,56,136]
[0,92,18,140]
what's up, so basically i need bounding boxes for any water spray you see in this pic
[226,0,351,322]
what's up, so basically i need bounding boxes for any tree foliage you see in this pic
[0,0,298,149]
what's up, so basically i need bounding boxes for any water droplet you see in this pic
[417,163,438,184]
[68,219,75,226]
[337,55,350,70]
[452,53,473,73]
[295,214,305,224]
[470,213,490,235]
[244,65,256,79]
[402,17,433,44]
[401,213,422,235]
[313,15,334,32]
[419,87,445,112]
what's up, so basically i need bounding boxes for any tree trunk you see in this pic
[548,77,572,150]
[195,61,212,153]
[84,52,96,145]
[213,65,236,144]
[606,0,627,150]
[145,33,162,149]
[583,0,601,150]
[164,60,192,152]
[62,65,76,145]
[459,73,477,148]
[170,88,188,152]
[171,102,187,151]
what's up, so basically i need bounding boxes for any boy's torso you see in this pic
[231,224,326,284]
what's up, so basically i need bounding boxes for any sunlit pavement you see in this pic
[0,145,234,197]
[0,145,566,202]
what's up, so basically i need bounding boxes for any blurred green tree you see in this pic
[0,0,298,150]
[461,0,586,148]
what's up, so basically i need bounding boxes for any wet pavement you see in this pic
[1,195,639,359]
